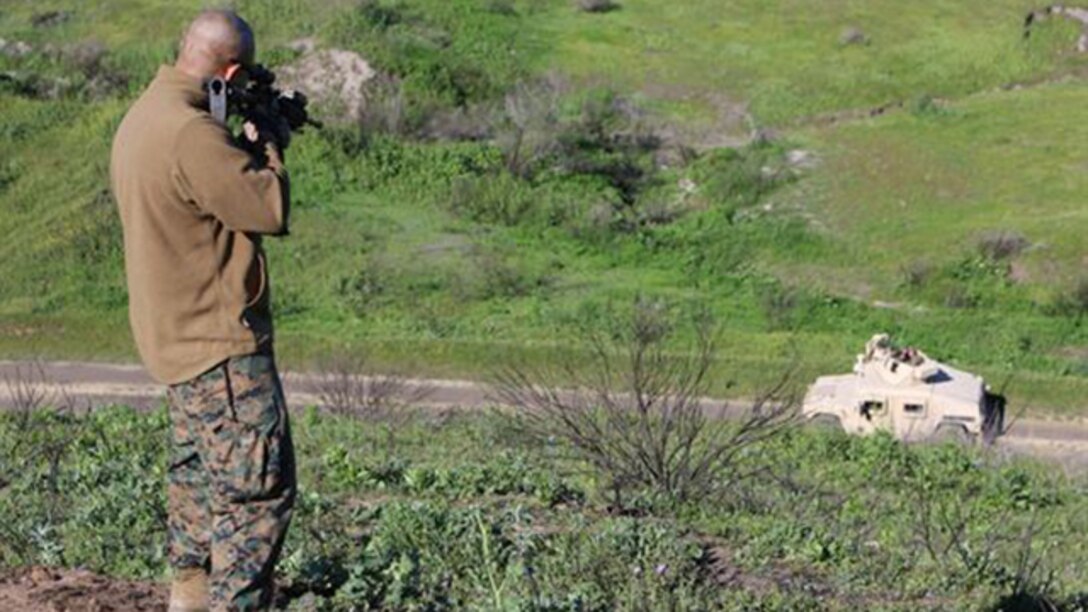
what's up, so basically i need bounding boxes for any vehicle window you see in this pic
[860,400,885,419]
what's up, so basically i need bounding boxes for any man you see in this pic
[111,10,295,612]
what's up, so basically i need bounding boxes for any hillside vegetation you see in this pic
[2,0,1088,413]
[3,406,1087,608]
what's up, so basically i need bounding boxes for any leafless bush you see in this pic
[977,230,1030,261]
[486,0,517,15]
[3,361,58,414]
[56,40,129,100]
[1059,275,1088,317]
[901,259,933,288]
[576,0,620,13]
[495,76,565,178]
[1,361,83,497]
[308,352,429,420]
[839,26,869,46]
[421,103,495,141]
[2,360,83,422]
[31,10,71,28]
[758,285,799,332]
[307,352,432,454]
[494,298,797,509]
[909,474,1059,608]
[359,74,408,139]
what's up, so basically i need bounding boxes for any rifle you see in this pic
[208,63,323,132]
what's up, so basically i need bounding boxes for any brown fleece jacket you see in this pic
[111,65,290,384]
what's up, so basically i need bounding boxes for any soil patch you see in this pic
[0,567,166,612]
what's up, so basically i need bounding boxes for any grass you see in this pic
[2,0,1088,416]
[538,0,1088,124]
[788,81,1088,287]
[1,406,1086,608]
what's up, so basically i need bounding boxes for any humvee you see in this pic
[802,334,1005,443]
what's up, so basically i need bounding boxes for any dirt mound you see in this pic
[0,567,167,612]
[276,48,376,121]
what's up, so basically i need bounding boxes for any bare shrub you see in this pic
[309,352,430,419]
[901,259,933,288]
[307,352,432,454]
[758,284,799,331]
[495,76,564,178]
[839,26,869,46]
[421,103,494,141]
[1060,275,1088,316]
[486,0,517,15]
[3,361,58,414]
[448,172,534,226]
[31,10,71,28]
[0,361,83,498]
[909,472,1060,607]
[977,230,1030,261]
[943,284,979,309]
[60,40,129,100]
[494,298,796,509]
[577,0,620,13]
[469,244,547,299]
[359,74,408,139]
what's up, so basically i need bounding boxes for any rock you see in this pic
[276,48,377,121]
[839,26,869,46]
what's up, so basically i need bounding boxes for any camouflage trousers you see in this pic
[167,352,296,611]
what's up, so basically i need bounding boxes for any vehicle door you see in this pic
[854,396,890,435]
[891,398,930,441]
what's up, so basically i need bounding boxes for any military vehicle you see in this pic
[802,334,1005,443]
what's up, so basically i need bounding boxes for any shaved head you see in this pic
[176,10,255,79]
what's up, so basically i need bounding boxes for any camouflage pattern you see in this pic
[167,352,296,611]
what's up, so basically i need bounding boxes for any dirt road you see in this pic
[2,360,1087,471]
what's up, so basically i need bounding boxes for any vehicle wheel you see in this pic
[932,424,973,445]
[808,414,843,433]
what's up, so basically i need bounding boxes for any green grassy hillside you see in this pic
[2,0,1088,414]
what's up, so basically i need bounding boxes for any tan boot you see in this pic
[168,567,210,612]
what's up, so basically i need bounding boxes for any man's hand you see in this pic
[242,110,291,152]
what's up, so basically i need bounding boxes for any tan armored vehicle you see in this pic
[802,334,1005,443]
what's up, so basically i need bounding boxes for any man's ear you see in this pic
[224,63,243,81]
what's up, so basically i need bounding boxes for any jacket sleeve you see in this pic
[173,116,290,236]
